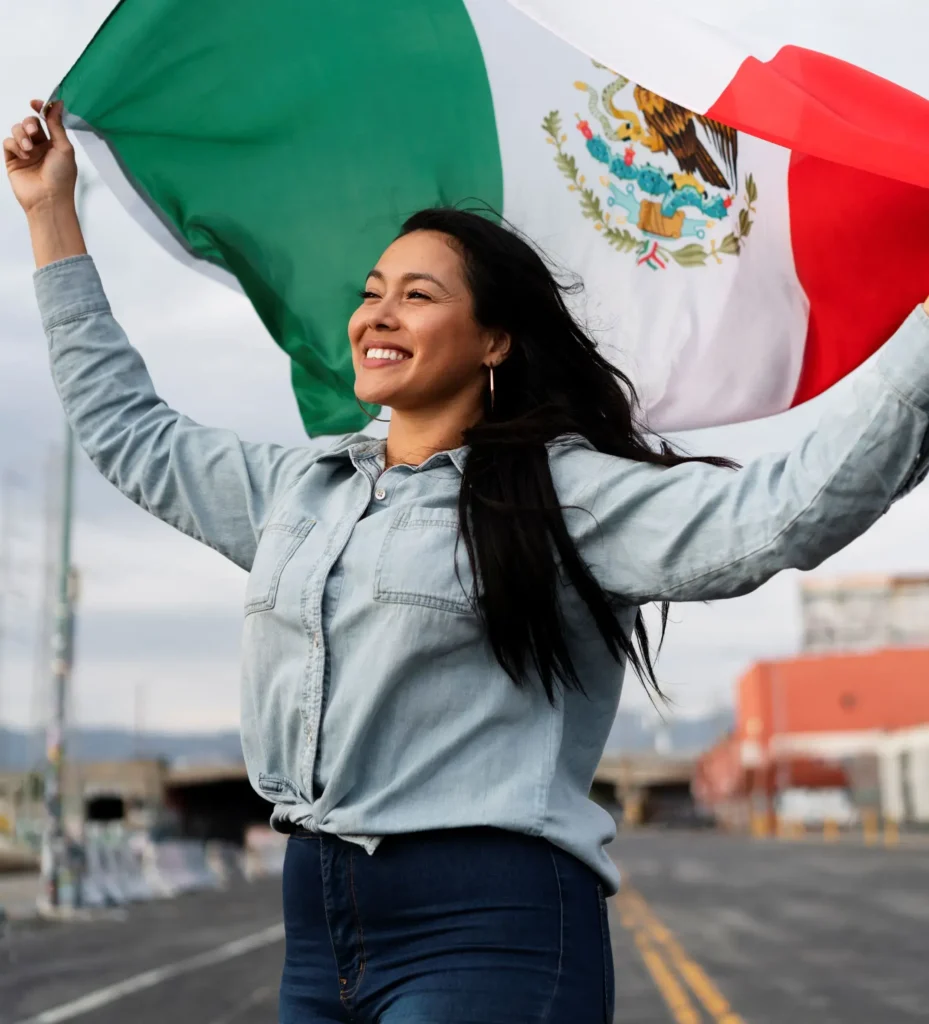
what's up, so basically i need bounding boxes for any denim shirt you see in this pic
[35,255,929,892]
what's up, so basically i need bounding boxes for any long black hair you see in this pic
[398,207,735,704]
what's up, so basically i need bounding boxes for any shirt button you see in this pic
[374,487,386,501]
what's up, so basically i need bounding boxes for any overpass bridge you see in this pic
[3,753,698,849]
[166,756,699,837]
[593,754,697,825]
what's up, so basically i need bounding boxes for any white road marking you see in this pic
[14,923,285,1024]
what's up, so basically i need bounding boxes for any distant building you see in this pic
[801,574,929,653]
[695,648,929,829]
[0,759,262,846]
[0,759,168,840]
[878,724,929,824]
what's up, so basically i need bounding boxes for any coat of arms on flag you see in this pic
[544,64,757,270]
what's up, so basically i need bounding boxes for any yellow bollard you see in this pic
[823,818,839,842]
[751,812,770,839]
[623,792,643,828]
[884,818,899,848]
[862,809,879,846]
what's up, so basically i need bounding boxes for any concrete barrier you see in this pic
[205,840,245,887]
[243,826,287,880]
[109,833,155,902]
[81,828,129,907]
[141,839,221,898]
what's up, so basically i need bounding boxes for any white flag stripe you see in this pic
[503,0,774,115]
[505,1,929,117]
[468,0,809,430]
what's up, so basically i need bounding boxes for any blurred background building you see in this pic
[696,575,929,832]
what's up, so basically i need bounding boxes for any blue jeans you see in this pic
[278,826,615,1023]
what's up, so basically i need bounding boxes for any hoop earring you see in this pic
[489,364,495,410]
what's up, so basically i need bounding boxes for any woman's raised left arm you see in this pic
[562,302,929,604]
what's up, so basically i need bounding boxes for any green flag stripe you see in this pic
[58,0,504,435]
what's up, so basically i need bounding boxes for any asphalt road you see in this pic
[2,831,928,1023]
[612,830,929,1023]
[1,880,283,1024]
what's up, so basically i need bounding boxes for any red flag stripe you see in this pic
[788,153,929,407]
[707,45,929,190]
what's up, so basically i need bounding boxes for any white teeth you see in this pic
[367,347,410,362]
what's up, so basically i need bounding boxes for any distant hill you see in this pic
[0,726,244,771]
[604,708,733,756]
[1,708,732,771]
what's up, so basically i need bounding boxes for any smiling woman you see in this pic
[350,227,509,446]
[8,104,929,1024]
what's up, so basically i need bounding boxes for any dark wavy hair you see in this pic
[398,207,735,704]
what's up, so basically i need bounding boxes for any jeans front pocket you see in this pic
[245,518,315,616]
[598,884,615,1023]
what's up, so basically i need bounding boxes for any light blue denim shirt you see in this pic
[34,255,929,891]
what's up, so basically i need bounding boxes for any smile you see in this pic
[364,346,412,365]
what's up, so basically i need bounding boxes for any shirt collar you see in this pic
[314,434,469,476]
[313,432,592,476]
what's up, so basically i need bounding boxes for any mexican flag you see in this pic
[49,0,929,435]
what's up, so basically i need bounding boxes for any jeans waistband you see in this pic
[277,821,317,837]
[279,823,542,844]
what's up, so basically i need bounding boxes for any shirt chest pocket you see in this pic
[374,507,476,616]
[245,517,316,616]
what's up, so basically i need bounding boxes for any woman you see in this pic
[6,101,929,1023]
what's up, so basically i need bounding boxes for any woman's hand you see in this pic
[4,100,77,214]
[4,100,87,268]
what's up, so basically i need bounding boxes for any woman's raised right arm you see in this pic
[6,101,317,571]
[34,255,317,570]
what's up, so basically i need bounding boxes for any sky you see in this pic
[1,2,928,737]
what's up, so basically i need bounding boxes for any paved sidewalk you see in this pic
[0,872,41,921]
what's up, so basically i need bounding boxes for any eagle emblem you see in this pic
[544,65,758,269]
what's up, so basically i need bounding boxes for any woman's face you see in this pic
[349,230,506,413]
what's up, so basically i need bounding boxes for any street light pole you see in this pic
[41,174,95,910]
[0,472,12,730]
[42,429,76,909]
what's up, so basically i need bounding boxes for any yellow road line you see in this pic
[620,888,746,1024]
[635,932,704,1024]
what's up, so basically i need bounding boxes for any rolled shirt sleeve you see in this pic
[34,255,318,571]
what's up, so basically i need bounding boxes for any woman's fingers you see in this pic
[23,116,47,142]
[4,103,58,165]
[43,101,71,151]
[3,135,28,164]
[12,123,34,154]
[4,106,53,164]
[6,127,29,162]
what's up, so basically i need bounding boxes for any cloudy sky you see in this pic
[1,2,927,737]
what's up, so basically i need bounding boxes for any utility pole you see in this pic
[0,472,11,732]
[772,663,790,831]
[41,174,97,910]
[30,448,59,767]
[42,427,77,909]
[0,471,26,747]
[133,681,147,759]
